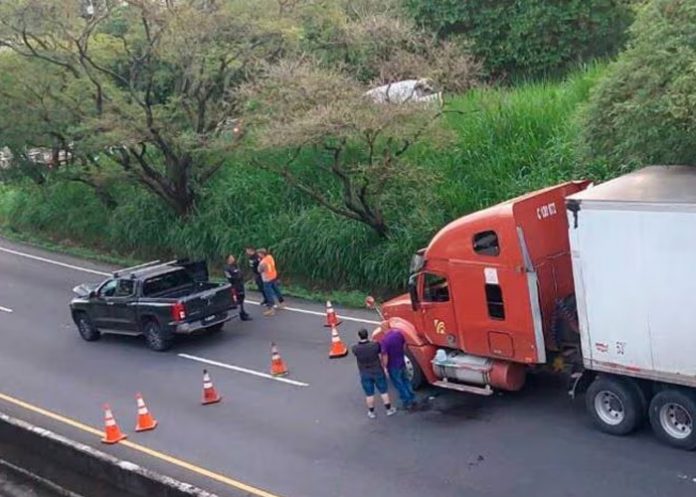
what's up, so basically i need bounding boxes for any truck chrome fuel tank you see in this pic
[432,349,526,391]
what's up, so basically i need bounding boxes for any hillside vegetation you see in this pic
[0,66,603,296]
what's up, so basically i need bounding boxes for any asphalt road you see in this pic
[1,237,695,497]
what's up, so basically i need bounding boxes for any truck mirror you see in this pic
[365,296,376,309]
[408,274,419,311]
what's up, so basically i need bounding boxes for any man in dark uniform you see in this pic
[224,255,252,321]
[246,247,268,306]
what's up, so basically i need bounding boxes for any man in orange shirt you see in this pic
[257,248,285,316]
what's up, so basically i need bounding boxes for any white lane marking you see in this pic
[0,244,381,324]
[246,299,380,325]
[0,306,13,313]
[178,353,309,387]
[0,246,110,277]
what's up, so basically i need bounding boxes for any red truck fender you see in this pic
[371,317,439,385]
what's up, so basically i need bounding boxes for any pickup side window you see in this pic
[98,279,118,298]
[485,284,505,320]
[114,279,135,298]
[473,231,500,256]
[422,273,450,302]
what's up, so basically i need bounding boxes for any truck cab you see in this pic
[381,180,590,393]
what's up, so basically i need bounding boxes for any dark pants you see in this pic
[263,279,284,308]
[389,367,416,407]
[254,275,266,303]
[237,291,249,318]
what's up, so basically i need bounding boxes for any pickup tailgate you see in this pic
[183,285,233,321]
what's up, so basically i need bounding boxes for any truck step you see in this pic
[433,381,494,396]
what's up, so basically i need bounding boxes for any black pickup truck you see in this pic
[69,259,236,351]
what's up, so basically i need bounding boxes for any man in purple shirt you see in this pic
[380,327,416,410]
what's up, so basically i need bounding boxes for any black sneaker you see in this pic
[240,314,253,321]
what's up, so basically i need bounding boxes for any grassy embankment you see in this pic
[0,65,607,307]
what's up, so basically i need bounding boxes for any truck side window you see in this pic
[485,284,505,320]
[114,279,135,298]
[423,273,449,302]
[98,279,118,298]
[473,231,500,256]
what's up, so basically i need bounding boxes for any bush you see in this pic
[580,0,696,170]
[0,67,602,297]
[405,0,636,80]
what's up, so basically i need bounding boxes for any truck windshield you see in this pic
[143,269,194,297]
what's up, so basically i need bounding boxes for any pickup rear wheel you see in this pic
[586,375,643,436]
[75,313,100,342]
[649,389,696,450]
[207,323,225,334]
[143,319,173,352]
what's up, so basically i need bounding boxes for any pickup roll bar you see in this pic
[112,259,179,278]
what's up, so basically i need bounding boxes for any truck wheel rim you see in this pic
[404,356,414,382]
[659,403,693,440]
[594,390,625,426]
[78,319,90,335]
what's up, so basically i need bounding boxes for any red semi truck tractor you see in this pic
[378,166,696,450]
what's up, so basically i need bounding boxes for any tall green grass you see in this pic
[0,65,604,298]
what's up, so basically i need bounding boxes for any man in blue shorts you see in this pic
[351,328,397,419]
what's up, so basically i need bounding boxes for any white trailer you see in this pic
[567,165,696,449]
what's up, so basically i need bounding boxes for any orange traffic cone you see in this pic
[329,325,349,359]
[101,404,127,444]
[324,300,342,328]
[135,393,158,432]
[202,369,222,405]
[270,342,289,377]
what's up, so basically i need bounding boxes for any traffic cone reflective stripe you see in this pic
[329,326,348,359]
[202,369,222,405]
[270,342,289,377]
[324,300,342,328]
[135,393,158,432]
[101,404,127,444]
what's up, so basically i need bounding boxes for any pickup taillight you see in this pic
[230,287,238,304]
[171,301,187,321]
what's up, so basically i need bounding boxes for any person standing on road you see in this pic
[257,248,285,316]
[246,247,268,306]
[351,328,397,419]
[380,326,416,410]
[224,255,252,321]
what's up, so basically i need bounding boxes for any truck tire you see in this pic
[649,389,696,450]
[143,319,173,352]
[405,348,425,390]
[586,375,642,436]
[75,312,100,342]
[207,323,225,334]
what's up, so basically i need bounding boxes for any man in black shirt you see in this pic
[246,247,268,306]
[351,328,396,418]
[224,255,252,321]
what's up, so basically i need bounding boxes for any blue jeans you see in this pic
[389,367,415,407]
[360,372,388,396]
[263,280,284,307]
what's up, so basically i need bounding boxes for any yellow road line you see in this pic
[0,392,283,497]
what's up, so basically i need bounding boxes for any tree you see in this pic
[405,0,637,80]
[0,0,295,216]
[580,0,696,169]
[244,16,479,238]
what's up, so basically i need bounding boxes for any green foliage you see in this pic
[580,0,696,170]
[0,67,602,297]
[405,0,636,80]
